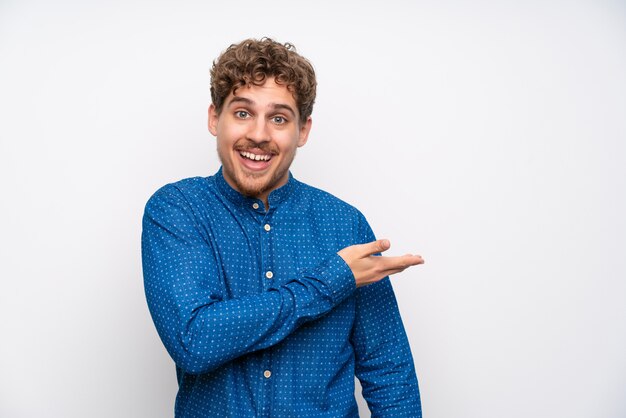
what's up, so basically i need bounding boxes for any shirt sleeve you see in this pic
[351,213,422,417]
[141,185,356,375]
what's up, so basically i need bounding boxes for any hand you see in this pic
[337,239,424,287]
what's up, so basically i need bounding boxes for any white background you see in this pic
[1,1,625,417]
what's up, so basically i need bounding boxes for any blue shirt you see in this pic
[141,168,421,417]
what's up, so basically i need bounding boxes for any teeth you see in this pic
[240,151,271,161]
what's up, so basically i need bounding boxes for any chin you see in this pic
[233,173,274,197]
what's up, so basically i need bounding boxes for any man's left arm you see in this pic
[350,215,422,418]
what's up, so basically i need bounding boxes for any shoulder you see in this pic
[292,179,368,224]
[152,176,211,197]
[290,179,376,244]
[144,176,215,219]
[147,176,212,204]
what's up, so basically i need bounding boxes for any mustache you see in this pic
[234,140,279,154]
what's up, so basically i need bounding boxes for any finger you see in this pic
[353,239,391,257]
[379,254,424,271]
[383,259,424,277]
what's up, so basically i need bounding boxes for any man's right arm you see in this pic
[141,185,356,375]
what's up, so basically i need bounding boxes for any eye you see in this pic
[272,116,287,124]
[235,110,250,119]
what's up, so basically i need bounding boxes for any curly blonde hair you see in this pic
[210,38,317,124]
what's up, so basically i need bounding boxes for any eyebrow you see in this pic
[227,96,296,118]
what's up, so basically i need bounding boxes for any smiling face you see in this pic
[208,77,312,205]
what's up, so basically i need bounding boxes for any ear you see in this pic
[297,117,313,147]
[208,104,219,136]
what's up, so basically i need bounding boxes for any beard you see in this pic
[217,139,297,200]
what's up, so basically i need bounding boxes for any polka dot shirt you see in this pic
[141,168,421,417]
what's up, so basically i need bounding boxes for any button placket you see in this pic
[260,217,274,289]
[257,214,274,417]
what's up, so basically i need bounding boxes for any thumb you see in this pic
[360,239,390,256]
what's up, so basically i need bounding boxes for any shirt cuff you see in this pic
[308,253,356,305]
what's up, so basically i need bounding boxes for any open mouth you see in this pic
[240,151,273,162]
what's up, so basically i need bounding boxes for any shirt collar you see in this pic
[213,167,297,209]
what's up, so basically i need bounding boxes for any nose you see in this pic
[246,118,270,144]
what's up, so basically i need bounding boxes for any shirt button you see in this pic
[264,224,271,232]
[252,203,259,210]
[265,271,273,279]
[264,370,272,378]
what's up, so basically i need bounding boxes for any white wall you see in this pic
[1,1,625,417]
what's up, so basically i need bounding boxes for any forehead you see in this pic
[226,78,297,110]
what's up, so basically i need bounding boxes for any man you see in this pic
[142,38,424,417]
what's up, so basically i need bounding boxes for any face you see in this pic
[208,77,312,204]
